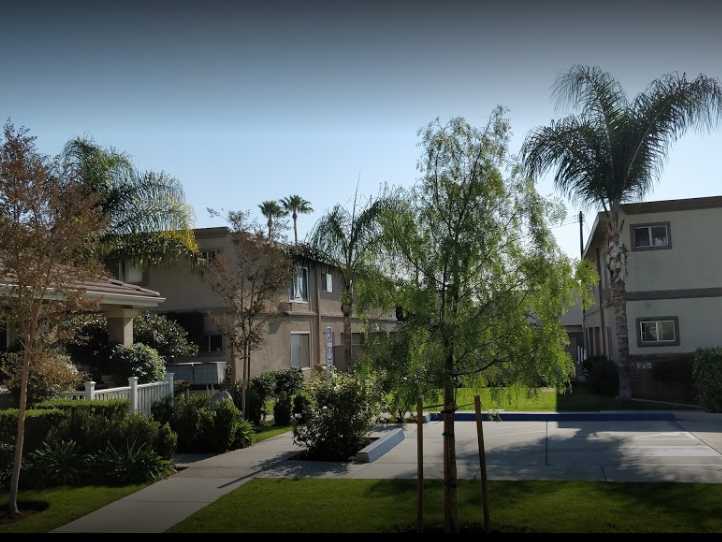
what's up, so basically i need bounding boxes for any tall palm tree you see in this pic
[258,200,287,241]
[281,194,313,243]
[310,191,383,366]
[62,138,197,272]
[522,65,722,398]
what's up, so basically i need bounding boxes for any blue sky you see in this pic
[2,0,722,259]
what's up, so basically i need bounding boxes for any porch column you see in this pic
[105,308,139,347]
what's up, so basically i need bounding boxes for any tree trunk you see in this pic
[342,304,352,369]
[606,207,632,399]
[241,343,249,417]
[292,212,298,244]
[442,373,458,533]
[8,350,31,516]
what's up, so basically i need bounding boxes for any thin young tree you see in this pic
[522,65,722,398]
[203,210,292,416]
[0,123,105,516]
[380,109,589,532]
[258,200,288,241]
[280,194,313,244]
[310,191,384,367]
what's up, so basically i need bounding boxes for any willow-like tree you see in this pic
[62,138,197,272]
[379,108,591,532]
[522,66,722,398]
[281,194,313,244]
[310,192,384,367]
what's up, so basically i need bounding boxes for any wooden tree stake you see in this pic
[416,397,424,533]
[474,395,490,532]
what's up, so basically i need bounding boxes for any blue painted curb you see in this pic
[430,412,676,422]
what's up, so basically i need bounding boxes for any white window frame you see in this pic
[638,317,678,346]
[325,272,333,293]
[289,266,309,303]
[290,331,311,369]
[631,223,671,250]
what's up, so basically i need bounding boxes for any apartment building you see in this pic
[582,195,722,401]
[116,227,398,383]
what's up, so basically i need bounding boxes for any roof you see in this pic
[582,195,722,260]
[0,275,165,308]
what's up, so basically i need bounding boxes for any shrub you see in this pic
[0,408,67,452]
[273,369,304,396]
[169,394,254,453]
[581,356,619,396]
[0,442,14,489]
[293,371,383,461]
[86,441,173,485]
[291,393,311,424]
[0,351,85,406]
[273,392,292,426]
[132,312,199,361]
[151,395,175,426]
[109,343,166,384]
[693,348,722,412]
[36,399,129,421]
[64,313,111,379]
[24,440,84,488]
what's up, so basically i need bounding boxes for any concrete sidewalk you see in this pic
[54,431,299,533]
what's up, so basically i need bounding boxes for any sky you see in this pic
[2,0,722,259]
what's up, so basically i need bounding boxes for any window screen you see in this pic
[291,333,310,369]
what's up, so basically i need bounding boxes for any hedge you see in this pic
[35,399,129,420]
[693,348,722,412]
[0,408,67,453]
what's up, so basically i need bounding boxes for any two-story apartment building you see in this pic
[582,195,722,402]
[116,227,398,383]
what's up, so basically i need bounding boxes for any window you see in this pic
[290,333,310,369]
[638,317,679,346]
[290,267,309,302]
[325,272,333,293]
[201,250,218,263]
[631,223,671,250]
[205,334,223,353]
[122,261,144,283]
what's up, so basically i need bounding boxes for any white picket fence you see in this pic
[64,373,174,417]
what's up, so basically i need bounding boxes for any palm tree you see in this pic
[62,138,197,272]
[281,194,313,243]
[522,65,722,398]
[310,192,383,366]
[258,200,287,240]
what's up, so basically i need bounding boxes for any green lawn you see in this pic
[0,484,146,533]
[171,478,722,533]
[433,385,698,412]
[253,423,292,443]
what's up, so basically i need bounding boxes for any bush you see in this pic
[36,399,129,421]
[293,372,383,461]
[109,343,166,384]
[0,442,14,489]
[273,393,291,426]
[86,441,173,485]
[168,394,254,453]
[151,395,175,426]
[0,351,85,406]
[24,440,84,488]
[133,312,199,361]
[581,356,619,397]
[291,393,311,424]
[64,314,111,379]
[693,348,722,412]
[273,369,304,396]
[0,408,67,453]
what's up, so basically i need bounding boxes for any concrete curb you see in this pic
[354,427,405,462]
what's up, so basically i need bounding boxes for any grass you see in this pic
[0,484,146,533]
[430,384,699,412]
[253,423,292,443]
[171,478,722,533]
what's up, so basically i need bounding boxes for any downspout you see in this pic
[314,264,322,367]
[595,246,608,357]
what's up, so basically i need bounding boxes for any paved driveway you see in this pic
[261,412,722,483]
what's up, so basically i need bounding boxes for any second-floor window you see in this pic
[631,223,670,250]
[290,267,309,302]
[325,272,333,293]
[638,317,679,346]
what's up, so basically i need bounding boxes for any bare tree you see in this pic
[203,210,292,415]
[0,123,105,516]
